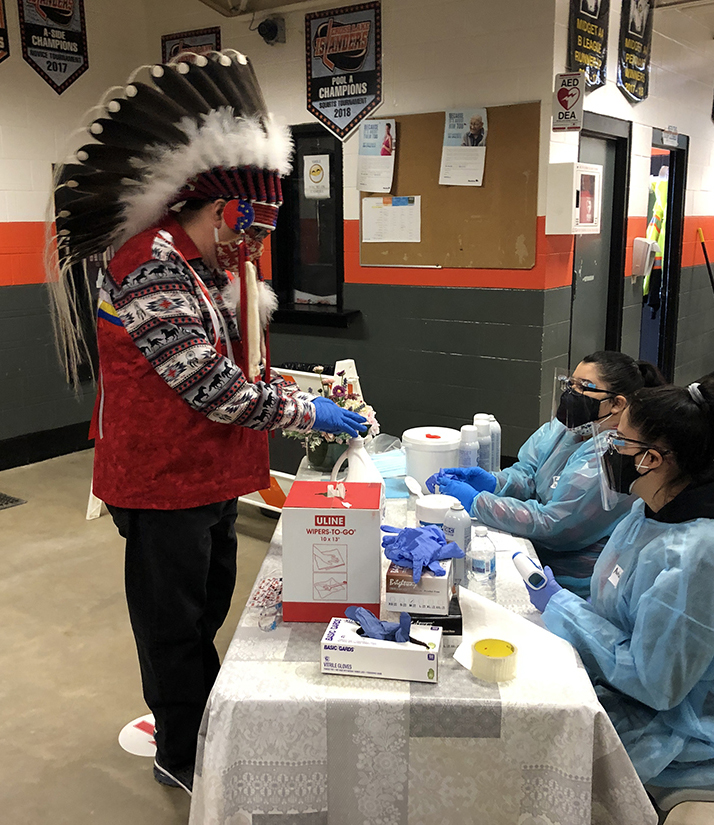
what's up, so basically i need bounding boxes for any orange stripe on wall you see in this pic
[0,222,46,286]
[3,215,714,290]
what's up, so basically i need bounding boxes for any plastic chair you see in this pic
[646,783,714,824]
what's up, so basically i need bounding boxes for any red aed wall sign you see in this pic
[552,72,584,132]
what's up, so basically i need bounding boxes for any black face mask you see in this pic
[556,388,602,429]
[602,449,651,495]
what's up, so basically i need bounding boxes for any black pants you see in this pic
[107,499,238,771]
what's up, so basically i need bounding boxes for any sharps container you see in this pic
[402,426,461,494]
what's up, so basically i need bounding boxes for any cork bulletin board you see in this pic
[359,101,540,269]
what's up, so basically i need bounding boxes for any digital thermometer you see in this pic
[512,551,547,590]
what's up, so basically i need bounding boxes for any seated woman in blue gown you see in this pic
[529,377,714,788]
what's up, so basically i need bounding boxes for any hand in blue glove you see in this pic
[427,466,497,494]
[525,565,562,612]
[381,524,464,583]
[345,605,411,643]
[431,476,478,512]
[312,396,367,437]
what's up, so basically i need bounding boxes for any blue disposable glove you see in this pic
[381,524,464,583]
[524,565,562,612]
[345,606,411,643]
[426,466,497,494]
[430,477,478,512]
[312,397,367,437]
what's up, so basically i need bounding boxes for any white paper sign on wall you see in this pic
[303,154,331,200]
[552,72,584,132]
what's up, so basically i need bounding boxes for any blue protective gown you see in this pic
[471,420,633,593]
[543,483,714,787]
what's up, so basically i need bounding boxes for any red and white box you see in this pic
[282,481,382,623]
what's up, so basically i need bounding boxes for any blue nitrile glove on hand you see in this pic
[345,606,411,643]
[426,466,497,495]
[381,524,465,583]
[312,397,368,437]
[525,565,562,612]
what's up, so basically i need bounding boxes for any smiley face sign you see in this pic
[553,72,585,132]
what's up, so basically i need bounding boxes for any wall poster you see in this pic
[617,0,653,103]
[161,26,221,64]
[18,0,88,94]
[0,0,9,64]
[305,1,382,141]
[567,0,609,91]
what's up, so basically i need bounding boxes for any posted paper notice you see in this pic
[357,119,395,193]
[439,107,487,186]
[362,196,421,243]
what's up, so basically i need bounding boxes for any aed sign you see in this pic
[553,72,584,132]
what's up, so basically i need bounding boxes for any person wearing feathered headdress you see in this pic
[46,50,366,794]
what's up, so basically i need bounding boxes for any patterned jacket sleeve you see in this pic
[106,257,316,432]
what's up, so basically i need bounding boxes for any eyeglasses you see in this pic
[604,431,670,456]
[558,376,617,396]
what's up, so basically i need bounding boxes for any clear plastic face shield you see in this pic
[551,367,619,436]
[594,430,668,510]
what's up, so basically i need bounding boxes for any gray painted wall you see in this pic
[675,263,714,385]
[269,283,572,474]
[0,285,95,441]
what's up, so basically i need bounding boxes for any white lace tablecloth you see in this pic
[189,465,656,825]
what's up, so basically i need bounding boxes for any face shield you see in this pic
[552,368,619,434]
[595,430,667,510]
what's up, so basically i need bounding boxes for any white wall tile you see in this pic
[632,123,653,158]
[6,190,46,222]
[0,159,34,191]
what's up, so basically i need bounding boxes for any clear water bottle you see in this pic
[466,525,496,599]
[458,425,480,468]
[443,502,471,588]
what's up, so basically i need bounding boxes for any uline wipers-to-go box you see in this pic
[385,559,453,615]
[282,481,383,623]
[320,618,442,683]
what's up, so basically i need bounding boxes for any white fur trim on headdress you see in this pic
[117,110,292,245]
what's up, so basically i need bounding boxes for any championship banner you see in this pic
[18,0,88,94]
[161,26,221,64]
[617,0,653,103]
[0,0,10,65]
[567,0,609,91]
[305,1,382,141]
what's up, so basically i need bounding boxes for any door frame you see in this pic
[652,128,688,382]
[575,112,632,354]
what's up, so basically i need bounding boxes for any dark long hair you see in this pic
[627,378,714,485]
[582,351,666,397]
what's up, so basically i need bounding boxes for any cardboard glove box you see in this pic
[320,617,443,682]
[282,481,382,622]
[385,559,453,616]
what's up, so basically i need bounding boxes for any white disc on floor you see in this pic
[118,713,156,757]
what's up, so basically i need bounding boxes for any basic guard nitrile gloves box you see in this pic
[385,559,453,615]
[282,481,382,622]
[320,618,442,682]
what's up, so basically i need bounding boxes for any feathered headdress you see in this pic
[47,50,291,385]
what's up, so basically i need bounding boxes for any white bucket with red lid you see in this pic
[401,426,461,494]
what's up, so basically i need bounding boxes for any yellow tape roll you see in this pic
[470,638,517,683]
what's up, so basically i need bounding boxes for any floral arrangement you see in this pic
[283,366,380,449]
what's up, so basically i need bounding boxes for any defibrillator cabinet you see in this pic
[545,162,603,235]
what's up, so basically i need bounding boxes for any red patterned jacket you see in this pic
[91,217,315,509]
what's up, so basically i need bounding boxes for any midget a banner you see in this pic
[617,0,653,103]
[305,2,382,141]
[18,0,89,94]
[0,0,9,65]
[567,0,609,91]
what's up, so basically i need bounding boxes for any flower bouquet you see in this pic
[283,366,380,471]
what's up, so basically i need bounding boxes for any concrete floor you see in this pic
[0,450,274,825]
[1,450,714,825]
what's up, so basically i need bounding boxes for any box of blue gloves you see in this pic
[385,559,454,615]
[320,613,443,683]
